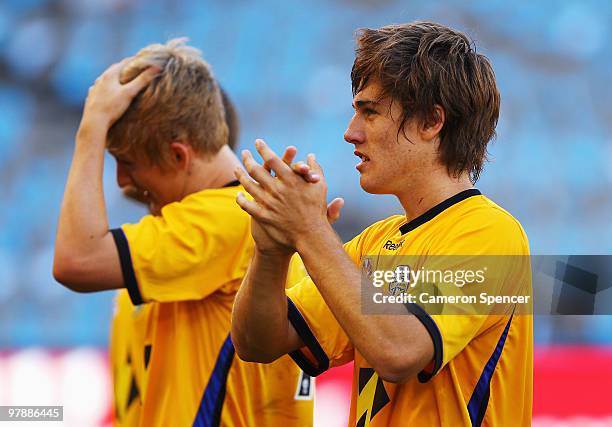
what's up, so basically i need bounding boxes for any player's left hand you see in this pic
[235,139,341,250]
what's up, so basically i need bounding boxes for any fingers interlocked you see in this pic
[235,140,316,222]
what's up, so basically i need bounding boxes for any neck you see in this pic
[184,145,242,194]
[396,170,473,223]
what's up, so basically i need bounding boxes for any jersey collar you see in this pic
[399,188,482,235]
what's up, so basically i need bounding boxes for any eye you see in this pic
[118,159,133,169]
[364,108,377,117]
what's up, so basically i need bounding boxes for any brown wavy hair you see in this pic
[351,22,500,183]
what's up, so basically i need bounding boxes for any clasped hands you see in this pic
[235,139,343,256]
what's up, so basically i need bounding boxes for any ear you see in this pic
[420,105,445,142]
[169,141,192,171]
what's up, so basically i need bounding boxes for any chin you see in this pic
[359,176,387,195]
[149,203,162,216]
[359,175,380,194]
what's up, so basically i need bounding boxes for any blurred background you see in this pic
[0,0,611,425]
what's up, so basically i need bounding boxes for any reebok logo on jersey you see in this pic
[383,240,403,250]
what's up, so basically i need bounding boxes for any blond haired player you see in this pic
[108,84,246,425]
[53,39,316,426]
[232,22,532,426]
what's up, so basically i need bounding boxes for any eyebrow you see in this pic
[114,155,132,163]
[353,99,381,109]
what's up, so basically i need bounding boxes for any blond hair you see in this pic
[107,38,228,167]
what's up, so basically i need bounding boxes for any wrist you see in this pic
[295,221,337,255]
[255,245,294,261]
[77,116,110,142]
[252,248,293,289]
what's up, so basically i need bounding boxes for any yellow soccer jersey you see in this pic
[110,182,313,427]
[286,189,533,427]
[109,289,153,426]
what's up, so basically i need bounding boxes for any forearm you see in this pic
[54,61,159,291]
[232,139,430,378]
[296,225,432,382]
[295,227,371,350]
[54,122,113,282]
[232,250,300,362]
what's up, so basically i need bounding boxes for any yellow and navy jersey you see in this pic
[109,289,153,426]
[286,189,533,426]
[110,182,313,427]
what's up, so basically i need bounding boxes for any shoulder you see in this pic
[122,185,251,244]
[361,215,406,238]
[167,185,247,217]
[148,186,247,225]
[437,195,530,255]
[343,215,406,257]
[472,196,528,242]
[347,214,406,242]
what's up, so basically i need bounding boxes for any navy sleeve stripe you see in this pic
[404,303,444,383]
[467,312,514,427]
[110,228,143,305]
[194,334,235,427]
[287,297,330,377]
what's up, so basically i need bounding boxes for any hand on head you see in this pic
[81,58,161,130]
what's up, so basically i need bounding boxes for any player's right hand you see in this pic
[80,58,160,131]
[266,145,345,224]
[237,145,344,256]
[243,146,308,257]
[273,146,321,184]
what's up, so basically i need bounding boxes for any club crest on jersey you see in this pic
[383,240,403,250]
[388,280,408,296]
[388,265,411,296]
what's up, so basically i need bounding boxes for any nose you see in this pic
[344,114,365,145]
[116,162,133,189]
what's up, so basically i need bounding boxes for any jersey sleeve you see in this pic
[285,254,308,289]
[111,190,254,304]
[410,211,531,382]
[285,233,366,376]
[286,276,353,376]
